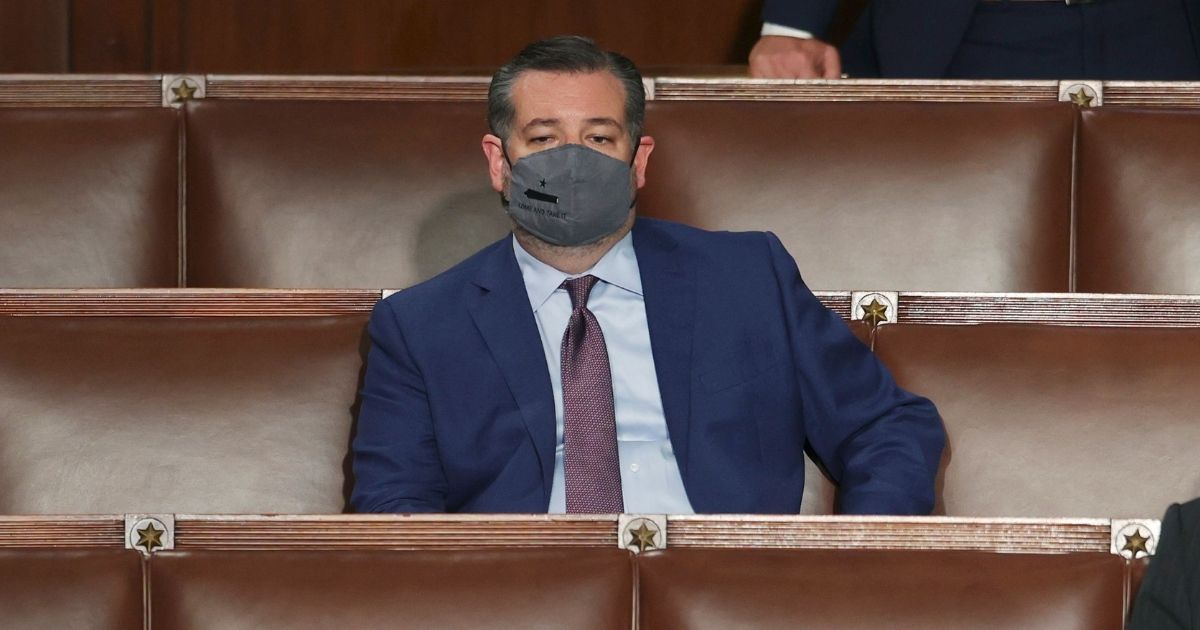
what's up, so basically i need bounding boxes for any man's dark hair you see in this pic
[488,35,645,147]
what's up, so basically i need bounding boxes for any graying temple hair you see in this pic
[487,35,645,146]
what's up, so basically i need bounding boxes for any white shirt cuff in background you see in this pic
[761,22,815,39]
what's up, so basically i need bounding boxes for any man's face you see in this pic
[483,70,654,197]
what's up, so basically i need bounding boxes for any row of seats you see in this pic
[3,100,1200,292]
[2,547,1128,629]
[2,292,1196,517]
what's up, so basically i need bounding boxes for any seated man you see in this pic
[751,0,1200,80]
[351,35,944,515]
[1128,497,1200,630]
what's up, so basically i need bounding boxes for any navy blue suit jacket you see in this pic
[351,218,944,514]
[763,0,1200,77]
[1128,498,1200,630]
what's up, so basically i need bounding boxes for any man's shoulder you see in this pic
[636,218,788,281]
[637,219,809,309]
[1176,497,1200,540]
[379,235,509,315]
[637,217,773,254]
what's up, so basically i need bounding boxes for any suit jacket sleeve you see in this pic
[762,0,844,38]
[1128,500,1198,630]
[765,231,944,515]
[350,298,448,513]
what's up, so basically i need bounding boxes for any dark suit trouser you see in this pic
[944,0,1200,79]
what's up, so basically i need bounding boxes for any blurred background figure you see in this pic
[750,0,1200,79]
[1127,498,1200,630]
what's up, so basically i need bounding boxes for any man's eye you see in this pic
[531,136,553,144]
[590,136,611,145]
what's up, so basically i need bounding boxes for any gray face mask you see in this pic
[503,143,636,247]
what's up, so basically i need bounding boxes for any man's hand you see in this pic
[749,35,843,79]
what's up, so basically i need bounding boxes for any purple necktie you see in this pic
[560,275,624,513]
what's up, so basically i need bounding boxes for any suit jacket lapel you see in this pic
[633,219,696,480]
[468,238,556,506]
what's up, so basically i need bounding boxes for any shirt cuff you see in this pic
[761,22,815,40]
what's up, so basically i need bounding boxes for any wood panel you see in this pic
[69,0,150,72]
[149,0,183,70]
[162,0,764,73]
[0,289,847,317]
[171,515,1117,555]
[0,0,69,72]
[0,0,870,74]
[0,514,1134,556]
[7,290,1199,329]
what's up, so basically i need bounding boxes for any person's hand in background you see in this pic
[749,35,842,79]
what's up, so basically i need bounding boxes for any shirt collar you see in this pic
[512,231,643,313]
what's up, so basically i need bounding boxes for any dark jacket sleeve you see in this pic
[765,231,945,515]
[762,0,844,38]
[1128,500,1200,630]
[349,298,448,513]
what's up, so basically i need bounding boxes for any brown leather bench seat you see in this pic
[4,293,1198,519]
[184,100,508,289]
[0,314,366,514]
[638,548,1126,630]
[874,323,1200,517]
[3,94,1200,294]
[0,543,1135,630]
[1077,107,1200,294]
[182,99,1077,291]
[0,549,143,630]
[149,548,635,629]
[640,100,1076,292]
[0,108,180,288]
[0,524,1144,630]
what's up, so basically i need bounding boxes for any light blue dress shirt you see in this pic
[513,233,694,514]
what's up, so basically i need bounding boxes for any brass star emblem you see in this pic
[861,298,889,327]
[628,522,659,553]
[136,522,165,552]
[1123,529,1150,557]
[1069,88,1094,107]
[172,80,198,103]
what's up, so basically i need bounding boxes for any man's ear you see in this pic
[633,135,655,189]
[482,134,508,193]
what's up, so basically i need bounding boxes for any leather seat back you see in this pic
[641,101,1076,291]
[638,548,1125,630]
[875,323,1200,517]
[0,315,367,513]
[185,100,509,288]
[1077,108,1200,293]
[0,549,143,629]
[150,549,634,629]
[0,108,180,287]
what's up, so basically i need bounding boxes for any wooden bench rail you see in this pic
[5,290,1199,327]
[4,75,1200,107]
[0,514,1153,557]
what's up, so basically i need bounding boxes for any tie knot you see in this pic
[562,274,600,310]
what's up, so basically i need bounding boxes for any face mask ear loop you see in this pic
[499,139,514,207]
[628,135,641,209]
[501,139,515,168]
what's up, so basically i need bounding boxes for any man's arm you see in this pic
[350,298,448,513]
[764,231,945,515]
[1128,501,1196,630]
[751,0,844,78]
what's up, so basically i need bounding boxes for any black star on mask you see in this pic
[539,178,547,188]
